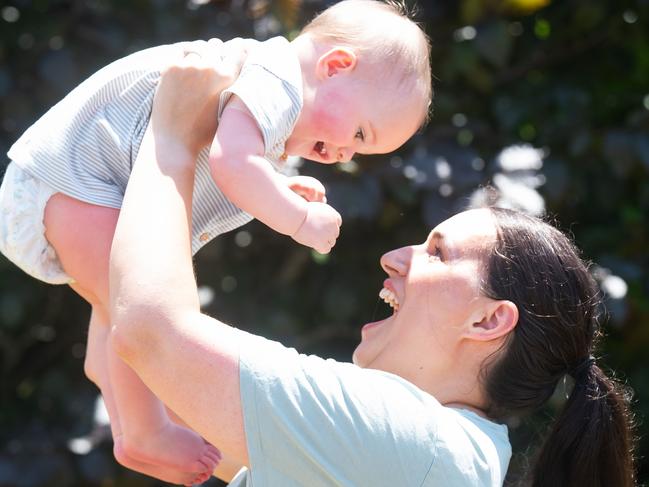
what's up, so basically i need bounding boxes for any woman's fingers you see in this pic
[150,38,247,156]
[211,37,249,86]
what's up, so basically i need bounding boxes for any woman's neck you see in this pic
[413,358,489,418]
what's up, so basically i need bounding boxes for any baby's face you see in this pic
[285,74,425,164]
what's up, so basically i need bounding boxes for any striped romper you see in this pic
[0,36,303,284]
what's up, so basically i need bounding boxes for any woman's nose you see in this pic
[380,246,410,276]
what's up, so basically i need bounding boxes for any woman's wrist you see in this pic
[149,132,201,173]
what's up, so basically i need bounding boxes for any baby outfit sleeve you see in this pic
[218,37,303,167]
[237,332,439,487]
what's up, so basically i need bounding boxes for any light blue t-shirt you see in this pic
[231,332,511,486]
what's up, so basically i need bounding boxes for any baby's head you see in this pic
[286,0,432,163]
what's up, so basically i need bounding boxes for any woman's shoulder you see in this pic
[424,407,512,486]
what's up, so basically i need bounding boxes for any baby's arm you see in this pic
[209,97,341,253]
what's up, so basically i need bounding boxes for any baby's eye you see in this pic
[355,128,365,141]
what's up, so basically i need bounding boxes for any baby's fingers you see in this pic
[315,242,333,254]
[288,175,327,203]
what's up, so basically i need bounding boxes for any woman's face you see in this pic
[352,209,499,382]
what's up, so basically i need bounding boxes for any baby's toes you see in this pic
[195,443,221,472]
[205,443,223,464]
[190,471,210,485]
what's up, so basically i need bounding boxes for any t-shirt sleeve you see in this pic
[218,39,302,165]
[238,332,438,487]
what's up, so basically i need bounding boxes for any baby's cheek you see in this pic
[312,93,348,140]
[311,110,337,138]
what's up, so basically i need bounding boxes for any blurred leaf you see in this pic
[327,176,382,221]
[311,250,330,264]
[444,44,494,92]
[635,135,649,171]
[603,131,641,178]
[423,191,455,228]
[533,17,551,39]
[475,21,513,68]
[502,0,551,15]
[273,0,302,30]
[460,0,487,25]
[573,3,606,31]
[1,293,25,329]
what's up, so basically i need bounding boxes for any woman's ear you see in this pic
[315,47,357,79]
[466,300,518,342]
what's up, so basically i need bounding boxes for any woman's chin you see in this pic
[351,339,375,368]
[353,318,392,367]
[351,346,364,366]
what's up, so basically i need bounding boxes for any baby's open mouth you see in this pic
[379,287,400,312]
[314,141,327,157]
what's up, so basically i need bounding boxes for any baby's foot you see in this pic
[185,439,221,485]
[120,421,221,474]
[114,436,207,485]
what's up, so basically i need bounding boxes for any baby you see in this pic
[0,0,431,484]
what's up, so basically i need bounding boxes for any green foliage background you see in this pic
[0,0,647,485]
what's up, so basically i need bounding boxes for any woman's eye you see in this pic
[428,246,442,261]
[355,128,365,141]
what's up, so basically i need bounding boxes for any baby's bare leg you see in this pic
[106,326,221,473]
[44,193,220,480]
[85,307,202,486]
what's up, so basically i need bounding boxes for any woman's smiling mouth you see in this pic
[379,287,400,312]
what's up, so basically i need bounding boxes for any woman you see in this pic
[106,54,636,486]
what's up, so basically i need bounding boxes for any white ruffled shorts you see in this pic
[0,161,73,284]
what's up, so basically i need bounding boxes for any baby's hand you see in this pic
[292,202,342,254]
[287,175,327,203]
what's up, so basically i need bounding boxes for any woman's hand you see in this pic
[150,38,249,161]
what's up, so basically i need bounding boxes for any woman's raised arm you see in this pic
[109,45,250,468]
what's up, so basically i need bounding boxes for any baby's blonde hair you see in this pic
[300,0,432,125]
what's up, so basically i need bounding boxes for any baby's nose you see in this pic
[337,148,354,163]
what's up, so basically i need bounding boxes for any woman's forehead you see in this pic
[430,209,497,249]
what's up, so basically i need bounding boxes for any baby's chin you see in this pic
[286,148,326,164]
[300,154,322,163]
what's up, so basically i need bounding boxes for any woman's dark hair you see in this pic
[481,207,636,487]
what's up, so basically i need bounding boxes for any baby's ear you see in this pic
[316,47,357,79]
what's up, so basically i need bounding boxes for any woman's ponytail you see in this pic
[532,363,635,487]
[481,208,637,486]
